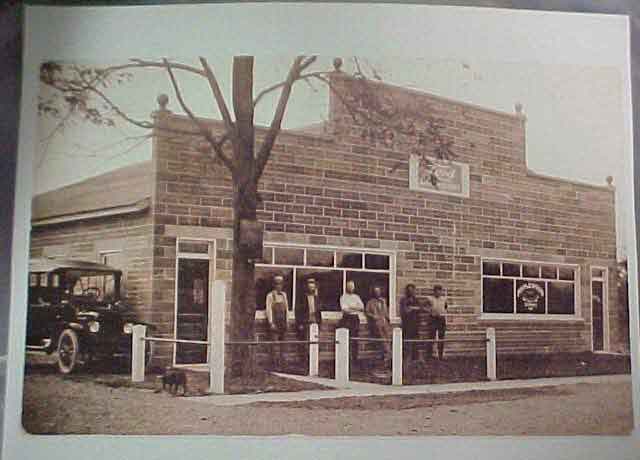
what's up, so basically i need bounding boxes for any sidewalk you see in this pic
[191,372,631,406]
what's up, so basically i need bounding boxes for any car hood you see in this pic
[75,304,152,327]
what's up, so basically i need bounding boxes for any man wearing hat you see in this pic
[295,278,323,364]
[266,274,289,369]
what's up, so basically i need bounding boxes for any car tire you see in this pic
[56,329,81,374]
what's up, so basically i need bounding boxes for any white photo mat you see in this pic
[4,3,639,460]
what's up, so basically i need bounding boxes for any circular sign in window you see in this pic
[516,280,545,314]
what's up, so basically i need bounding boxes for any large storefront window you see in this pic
[482,259,577,317]
[256,245,394,315]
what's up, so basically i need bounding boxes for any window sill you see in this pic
[479,314,584,322]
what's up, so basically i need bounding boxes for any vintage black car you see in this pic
[26,258,154,373]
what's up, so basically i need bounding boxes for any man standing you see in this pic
[425,284,448,360]
[399,283,421,362]
[295,278,322,364]
[365,285,392,365]
[338,280,364,366]
[265,275,289,369]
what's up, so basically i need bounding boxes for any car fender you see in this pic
[65,322,87,333]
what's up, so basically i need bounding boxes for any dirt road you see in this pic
[22,372,633,435]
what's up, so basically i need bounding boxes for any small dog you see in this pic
[161,367,188,396]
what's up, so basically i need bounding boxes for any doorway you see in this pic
[591,266,608,352]
[173,239,216,366]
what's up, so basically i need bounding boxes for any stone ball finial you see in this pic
[333,57,343,72]
[157,93,169,111]
[606,175,614,186]
[515,102,523,114]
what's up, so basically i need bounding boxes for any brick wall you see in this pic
[148,72,625,366]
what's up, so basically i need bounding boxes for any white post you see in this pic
[210,280,226,394]
[131,324,147,383]
[486,327,496,381]
[392,327,403,386]
[309,323,319,377]
[335,327,350,388]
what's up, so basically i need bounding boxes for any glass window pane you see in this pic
[51,274,60,287]
[558,267,575,281]
[178,239,209,254]
[515,280,546,314]
[30,274,39,287]
[296,268,342,311]
[306,250,334,268]
[502,263,521,277]
[255,267,294,311]
[261,246,273,264]
[523,264,540,278]
[73,278,84,296]
[365,254,390,270]
[337,252,363,269]
[592,280,604,350]
[274,247,304,265]
[482,261,500,275]
[103,275,116,301]
[482,278,514,313]
[548,282,575,314]
[39,274,48,287]
[175,258,210,364]
[346,271,390,306]
[541,265,557,279]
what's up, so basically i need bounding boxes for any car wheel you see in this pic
[56,329,81,374]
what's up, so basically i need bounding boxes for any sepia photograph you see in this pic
[4,1,638,449]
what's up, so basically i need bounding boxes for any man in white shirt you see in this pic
[338,280,364,366]
[425,284,448,360]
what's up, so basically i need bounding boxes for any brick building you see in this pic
[30,72,629,368]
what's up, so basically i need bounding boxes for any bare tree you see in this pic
[39,56,455,377]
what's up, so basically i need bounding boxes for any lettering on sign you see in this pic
[409,155,470,197]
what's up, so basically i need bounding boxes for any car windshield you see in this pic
[69,273,118,302]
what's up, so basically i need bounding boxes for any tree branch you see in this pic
[253,70,329,108]
[163,58,235,172]
[109,59,206,78]
[77,74,156,130]
[254,56,317,180]
[199,57,235,136]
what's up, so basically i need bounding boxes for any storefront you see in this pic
[30,73,628,368]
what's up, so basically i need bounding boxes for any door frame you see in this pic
[590,265,609,352]
[172,238,217,367]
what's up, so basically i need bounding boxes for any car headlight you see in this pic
[123,322,134,334]
[88,321,100,333]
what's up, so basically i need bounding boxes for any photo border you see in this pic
[3,2,639,459]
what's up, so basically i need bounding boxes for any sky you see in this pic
[28,4,633,259]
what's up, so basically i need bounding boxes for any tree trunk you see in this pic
[229,56,258,378]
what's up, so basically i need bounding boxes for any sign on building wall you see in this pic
[409,155,470,198]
